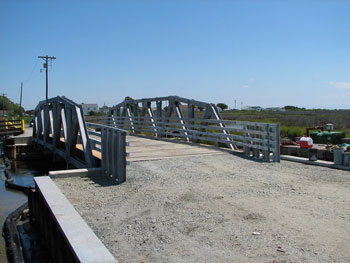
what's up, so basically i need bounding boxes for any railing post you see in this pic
[188,104,195,142]
[243,124,250,156]
[116,131,126,184]
[253,124,259,158]
[273,124,280,162]
[101,127,108,173]
[262,124,270,161]
[156,101,162,137]
[107,128,112,175]
[134,103,139,134]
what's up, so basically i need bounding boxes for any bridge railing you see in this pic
[104,115,280,162]
[33,96,96,168]
[86,122,128,184]
[0,119,24,136]
[32,96,128,184]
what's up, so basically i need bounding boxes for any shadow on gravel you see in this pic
[230,151,275,163]
[83,173,120,188]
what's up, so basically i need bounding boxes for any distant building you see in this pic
[242,106,263,112]
[99,105,110,114]
[264,107,286,112]
[81,103,99,115]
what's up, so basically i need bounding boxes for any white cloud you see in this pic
[329,81,350,90]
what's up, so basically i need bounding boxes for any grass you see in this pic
[219,109,350,139]
[280,126,306,139]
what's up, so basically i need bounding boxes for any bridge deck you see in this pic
[85,135,225,162]
[126,136,225,162]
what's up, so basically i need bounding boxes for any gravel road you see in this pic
[54,153,350,263]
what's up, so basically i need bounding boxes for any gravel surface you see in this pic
[54,154,350,263]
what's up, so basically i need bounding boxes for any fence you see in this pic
[104,115,280,162]
[86,122,128,184]
[0,119,24,136]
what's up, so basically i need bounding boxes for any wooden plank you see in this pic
[125,135,225,162]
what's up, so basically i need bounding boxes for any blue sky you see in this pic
[1,0,350,110]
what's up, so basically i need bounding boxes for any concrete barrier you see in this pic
[29,176,117,263]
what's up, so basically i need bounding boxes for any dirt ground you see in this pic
[54,153,350,263]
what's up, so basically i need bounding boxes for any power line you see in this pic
[38,55,56,101]
[24,59,39,83]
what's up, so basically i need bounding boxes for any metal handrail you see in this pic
[104,115,280,162]
[86,122,128,184]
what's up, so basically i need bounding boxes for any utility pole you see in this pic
[19,82,23,116]
[38,55,56,102]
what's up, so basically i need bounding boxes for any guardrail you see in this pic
[86,122,128,184]
[0,119,24,135]
[104,115,280,162]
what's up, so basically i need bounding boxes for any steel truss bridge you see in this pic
[32,95,280,185]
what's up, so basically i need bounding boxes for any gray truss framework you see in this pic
[110,96,237,150]
[33,96,96,168]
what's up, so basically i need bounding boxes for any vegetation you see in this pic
[88,111,107,116]
[0,96,24,117]
[283,105,306,111]
[217,103,228,111]
[219,109,350,139]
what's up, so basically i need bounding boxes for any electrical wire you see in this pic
[24,59,39,83]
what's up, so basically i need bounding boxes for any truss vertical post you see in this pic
[43,104,50,145]
[188,104,195,142]
[64,107,73,163]
[52,101,61,149]
[133,103,139,134]
[156,101,162,137]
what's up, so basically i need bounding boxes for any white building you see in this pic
[242,106,263,112]
[264,107,286,112]
[81,103,99,115]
